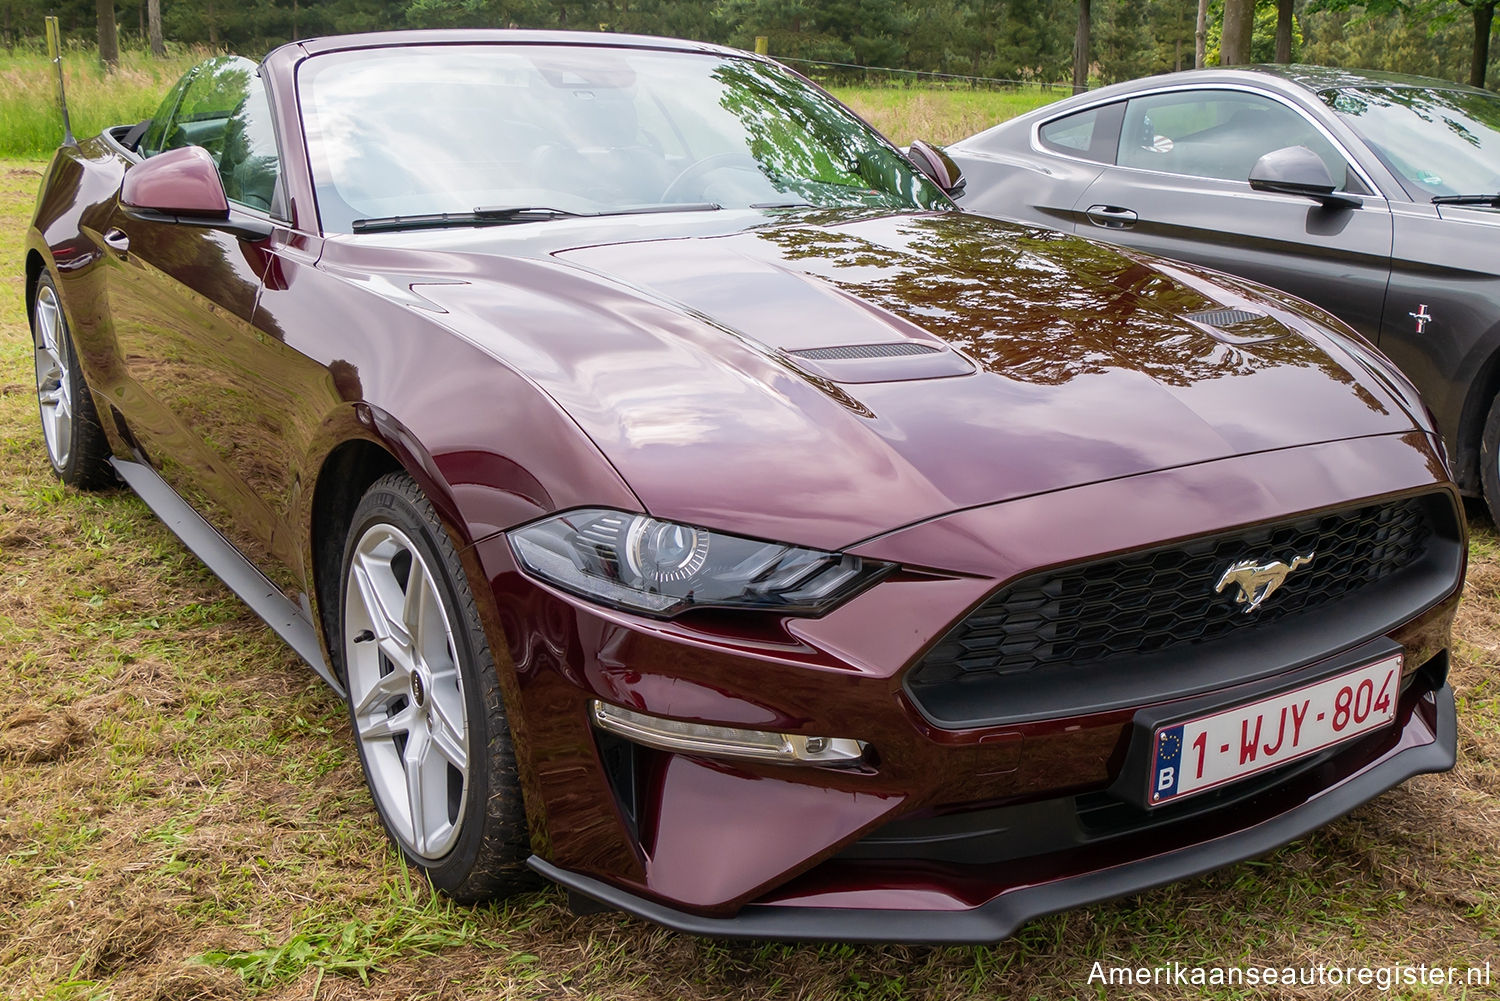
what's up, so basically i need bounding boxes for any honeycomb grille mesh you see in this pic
[908,499,1434,687]
[1185,308,1264,327]
[787,342,939,360]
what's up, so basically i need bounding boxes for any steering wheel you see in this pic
[659,152,762,202]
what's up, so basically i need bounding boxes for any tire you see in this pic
[1482,393,1500,529]
[339,471,532,901]
[31,270,114,489]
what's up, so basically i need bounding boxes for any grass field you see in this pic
[1,68,1498,1001]
[0,49,205,158]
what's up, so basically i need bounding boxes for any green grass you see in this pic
[0,47,205,157]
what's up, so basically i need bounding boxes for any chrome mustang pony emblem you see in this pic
[1214,552,1315,613]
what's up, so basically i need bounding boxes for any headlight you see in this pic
[508,508,888,617]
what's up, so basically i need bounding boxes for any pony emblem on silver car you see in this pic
[1215,552,1316,613]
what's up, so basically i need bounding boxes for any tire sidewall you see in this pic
[339,482,497,894]
[1482,394,1500,529]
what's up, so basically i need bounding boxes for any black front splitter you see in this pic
[530,684,1455,944]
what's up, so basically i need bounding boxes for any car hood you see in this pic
[330,210,1418,551]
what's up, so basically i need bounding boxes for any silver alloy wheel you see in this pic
[344,522,470,860]
[32,284,73,469]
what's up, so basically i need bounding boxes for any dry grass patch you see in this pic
[1,154,1497,1001]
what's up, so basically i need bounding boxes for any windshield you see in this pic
[299,45,948,233]
[1322,86,1500,202]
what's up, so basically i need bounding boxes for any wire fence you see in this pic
[773,55,1072,92]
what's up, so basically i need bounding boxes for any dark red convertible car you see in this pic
[25,30,1465,942]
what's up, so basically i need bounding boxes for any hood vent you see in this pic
[1185,308,1261,327]
[781,341,975,385]
[1183,307,1289,344]
[787,342,940,361]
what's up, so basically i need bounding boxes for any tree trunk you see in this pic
[1195,0,1208,68]
[1220,0,1255,66]
[1471,1,1495,89]
[1275,0,1293,62]
[96,0,119,71]
[148,0,164,58]
[206,0,217,46]
[1072,0,1091,94]
[292,0,299,39]
[2,2,12,53]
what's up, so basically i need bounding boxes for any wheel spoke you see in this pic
[411,565,458,675]
[351,665,409,720]
[37,297,59,355]
[52,414,72,463]
[357,702,417,742]
[350,552,417,673]
[403,723,454,856]
[427,689,468,771]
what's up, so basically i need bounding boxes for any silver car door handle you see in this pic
[1085,205,1139,229]
[102,227,131,256]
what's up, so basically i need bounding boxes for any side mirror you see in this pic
[907,139,967,199]
[121,145,273,240]
[1248,146,1359,209]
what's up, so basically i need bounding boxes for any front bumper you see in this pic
[469,432,1464,940]
[532,680,1454,943]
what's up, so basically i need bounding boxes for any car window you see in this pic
[143,55,283,215]
[138,71,194,158]
[1038,103,1124,163]
[298,45,950,233]
[1117,90,1350,189]
[1323,86,1500,201]
[216,86,283,213]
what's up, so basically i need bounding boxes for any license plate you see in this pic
[1149,653,1402,805]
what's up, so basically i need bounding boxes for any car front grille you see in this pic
[904,495,1458,724]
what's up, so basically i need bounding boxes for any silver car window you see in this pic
[1117,90,1350,189]
[1324,86,1500,201]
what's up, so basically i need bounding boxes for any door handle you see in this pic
[102,227,130,257]
[1085,205,1139,229]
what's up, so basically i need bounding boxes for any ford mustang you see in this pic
[25,31,1465,942]
[946,66,1500,529]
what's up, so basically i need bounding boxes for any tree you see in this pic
[148,0,164,56]
[1220,0,1255,63]
[1072,0,1090,92]
[1307,0,1497,87]
[96,0,118,68]
[1196,0,1209,66]
[1145,0,1199,72]
[1275,0,1293,61]
[1457,0,1497,87]
[1098,0,1155,81]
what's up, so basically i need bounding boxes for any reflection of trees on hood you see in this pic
[751,212,1375,402]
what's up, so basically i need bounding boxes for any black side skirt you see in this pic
[110,457,343,697]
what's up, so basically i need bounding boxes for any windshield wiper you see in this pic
[750,200,816,209]
[352,206,581,233]
[351,203,718,233]
[1431,193,1500,207]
